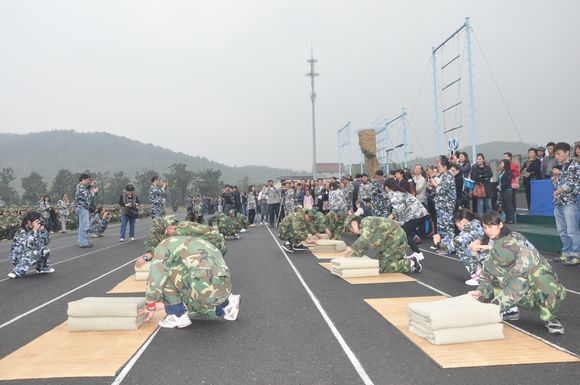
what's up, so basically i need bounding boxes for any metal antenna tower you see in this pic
[306,47,319,179]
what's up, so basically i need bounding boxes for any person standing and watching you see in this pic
[75,173,99,248]
[149,176,167,219]
[521,148,541,210]
[266,180,281,226]
[552,142,580,266]
[497,159,515,223]
[503,152,520,216]
[541,142,557,179]
[247,186,258,227]
[56,193,72,233]
[471,153,494,217]
[120,184,140,242]
[39,195,55,234]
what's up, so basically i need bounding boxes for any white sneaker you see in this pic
[158,313,192,328]
[240,228,247,233]
[120,238,125,242]
[223,294,241,321]
[130,237,135,241]
[7,272,19,279]
[414,252,425,261]
[465,278,479,286]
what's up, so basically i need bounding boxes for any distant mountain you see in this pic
[0,130,306,186]
[407,141,538,166]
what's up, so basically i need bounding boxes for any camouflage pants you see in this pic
[150,204,165,219]
[456,248,482,276]
[12,248,50,276]
[491,279,566,321]
[376,237,411,273]
[278,218,307,245]
[436,205,455,252]
[146,260,231,320]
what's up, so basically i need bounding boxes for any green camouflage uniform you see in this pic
[477,232,566,321]
[174,221,227,256]
[234,212,249,231]
[211,213,238,236]
[350,216,411,273]
[278,211,311,245]
[146,236,231,320]
[144,215,179,254]
[306,209,327,235]
[325,211,345,240]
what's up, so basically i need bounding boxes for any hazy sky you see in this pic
[1,0,579,170]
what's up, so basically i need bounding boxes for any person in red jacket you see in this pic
[503,152,520,216]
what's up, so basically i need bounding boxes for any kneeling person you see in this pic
[343,215,422,273]
[278,209,318,252]
[141,236,241,328]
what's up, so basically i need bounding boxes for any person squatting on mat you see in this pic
[434,208,485,287]
[279,208,321,253]
[468,211,566,335]
[384,178,429,262]
[88,207,111,238]
[140,236,241,328]
[8,211,54,278]
[342,215,422,273]
[138,215,227,266]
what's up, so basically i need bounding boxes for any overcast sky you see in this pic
[1,0,578,171]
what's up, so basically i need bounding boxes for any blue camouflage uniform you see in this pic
[88,213,109,236]
[149,184,165,219]
[442,219,485,276]
[10,228,51,276]
[552,158,580,262]
[434,171,456,252]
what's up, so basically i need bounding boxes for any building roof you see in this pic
[316,163,342,173]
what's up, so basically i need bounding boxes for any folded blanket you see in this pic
[134,272,149,281]
[409,321,504,345]
[68,315,146,331]
[312,246,344,253]
[135,261,151,273]
[331,267,379,278]
[331,256,379,269]
[407,295,501,330]
[315,239,346,249]
[68,297,146,318]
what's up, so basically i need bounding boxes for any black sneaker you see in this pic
[79,244,93,249]
[546,318,565,335]
[410,256,422,273]
[293,243,308,251]
[500,306,520,321]
[282,242,295,253]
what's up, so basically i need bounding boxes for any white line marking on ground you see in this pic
[266,226,375,385]
[0,257,138,330]
[111,327,160,385]
[418,247,580,296]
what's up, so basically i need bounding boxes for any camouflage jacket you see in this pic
[247,191,257,210]
[553,159,580,206]
[329,189,347,214]
[478,232,565,307]
[434,171,456,208]
[75,182,95,210]
[88,213,108,234]
[342,183,354,210]
[372,192,391,217]
[279,212,311,241]
[9,228,49,263]
[445,220,484,256]
[174,221,227,256]
[212,213,238,236]
[149,184,165,206]
[351,216,405,257]
[56,199,72,216]
[325,211,345,239]
[306,209,327,234]
[358,182,372,201]
[283,189,295,213]
[387,191,428,223]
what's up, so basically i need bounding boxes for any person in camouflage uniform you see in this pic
[343,215,422,273]
[370,170,391,217]
[468,211,566,334]
[148,176,167,219]
[324,211,345,240]
[211,211,239,239]
[278,209,313,252]
[282,182,296,218]
[328,182,347,215]
[88,208,111,238]
[341,176,355,211]
[357,174,373,202]
[142,236,241,327]
[432,156,456,254]
[306,208,328,236]
[436,208,485,286]
[234,211,249,232]
[8,211,54,278]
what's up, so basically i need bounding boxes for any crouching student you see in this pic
[434,208,485,286]
[88,207,111,238]
[8,211,54,278]
[468,211,566,335]
[140,236,241,328]
[342,215,422,273]
[279,208,316,253]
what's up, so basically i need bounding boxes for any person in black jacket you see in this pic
[497,159,515,223]
[521,148,542,210]
[119,184,140,242]
[471,153,494,217]
[451,164,465,209]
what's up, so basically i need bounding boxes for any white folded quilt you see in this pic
[67,297,146,318]
[134,271,149,281]
[135,261,151,273]
[409,321,504,345]
[68,316,146,331]
[311,240,347,252]
[407,295,501,330]
[331,256,379,269]
[331,267,379,278]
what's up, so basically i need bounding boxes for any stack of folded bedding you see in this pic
[134,261,151,281]
[311,240,347,253]
[67,297,148,331]
[407,295,504,345]
[330,256,379,278]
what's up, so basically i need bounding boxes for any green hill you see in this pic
[0,130,305,190]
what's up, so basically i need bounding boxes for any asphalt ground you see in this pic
[0,218,579,385]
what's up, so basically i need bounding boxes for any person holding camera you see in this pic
[8,211,53,278]
[88,207,112,238]
[120,184,140,242]
[75,173,99,248]
[149,176,167,219]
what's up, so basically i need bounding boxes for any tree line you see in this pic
[0,164,234,206]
